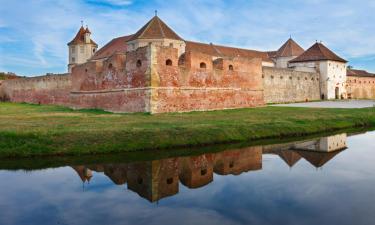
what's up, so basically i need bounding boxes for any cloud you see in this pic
[0,0,375,75]
[86,0,133,7]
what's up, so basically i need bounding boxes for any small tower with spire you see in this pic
[67,23,98,73]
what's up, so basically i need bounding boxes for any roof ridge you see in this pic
[279,40,290,56]
[138,17,154,39]
[156,17,166,38]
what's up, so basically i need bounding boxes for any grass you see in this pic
[0,102,374,158]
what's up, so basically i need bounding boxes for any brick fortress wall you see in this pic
[0,74,71,105]
[69,46,152,113]
[151,46,265,113]
[347,76,375,99]
[69,44,265,113]
[263,67,321,103]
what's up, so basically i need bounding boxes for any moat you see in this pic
[0,131,374,225]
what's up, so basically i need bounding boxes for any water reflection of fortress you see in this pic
[71,134,347,202]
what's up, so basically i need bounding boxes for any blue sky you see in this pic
[0,0,374,76]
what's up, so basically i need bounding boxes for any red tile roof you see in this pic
[347,69,375,77]
[68,26,98,46]
[290,42,347,63]
[275,38,304,58]
[267,51,277,58]
[91,35,133,60]
[128,16,183,41]
[296,150,342,168]
[186,41,272,62]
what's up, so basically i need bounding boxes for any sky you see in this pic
[0,0,374,76]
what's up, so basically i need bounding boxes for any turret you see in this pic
[67,24,98,73]
[289,42,348,100]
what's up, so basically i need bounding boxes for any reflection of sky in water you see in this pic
[0,131,375,225]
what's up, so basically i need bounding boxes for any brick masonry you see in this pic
[2,45,375,113]
[347,76,375,99]
[263,67,321,103]
[1,74,71,105]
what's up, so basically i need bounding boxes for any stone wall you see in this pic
[347,76,375,99]
[263,67,320,103]
[1,74,71,105]
[69,44,265,113]
[151,46,264,113]
[70,46,152,113]
[0,80,5,101]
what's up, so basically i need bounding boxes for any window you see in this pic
[80,46,84,54]
[71,46,75,54]
[201,169,207,176]
[108,63,113,69]
[136,60,142,68]
[166,59,173,66]
[71,57,75,63]
[93,48,96,53]
[166,178,174,185]
[228,65,234,71]
[169,43,173,48]
[200,62,207,69]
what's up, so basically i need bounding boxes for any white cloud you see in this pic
[105,0,133,6]
[1,0,375,75]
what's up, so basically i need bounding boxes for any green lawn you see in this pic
[0,102,374,158]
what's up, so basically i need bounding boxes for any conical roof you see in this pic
[275,38,304,57]
[290,42,347,63]
[128,16,183,41]
[278,150,302,167]
[297,150,342,168]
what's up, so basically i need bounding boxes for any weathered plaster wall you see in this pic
[1,74,71,105]
[263,67,320,103]
[0,80,5,101]
[70,46,152,113]
[151,46,265,113]
[347,76,375,99]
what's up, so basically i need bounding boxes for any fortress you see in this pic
[1,15,375,113]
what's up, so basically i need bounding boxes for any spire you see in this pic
[68,24,97,46]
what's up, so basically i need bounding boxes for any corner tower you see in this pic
[272,38,304,68]
[289,42,348,100]
[126,15,186,56]
[67,25,98,73]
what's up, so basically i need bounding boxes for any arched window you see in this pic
[166,59,173,66]
[201,169,207,176]
[136,60,142,68]
[108,63,113,69]
[200,62,207,69]
[228,65,234,71]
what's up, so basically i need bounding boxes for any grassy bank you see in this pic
[0,102,374,158]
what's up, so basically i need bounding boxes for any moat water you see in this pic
[0,131,375,225]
